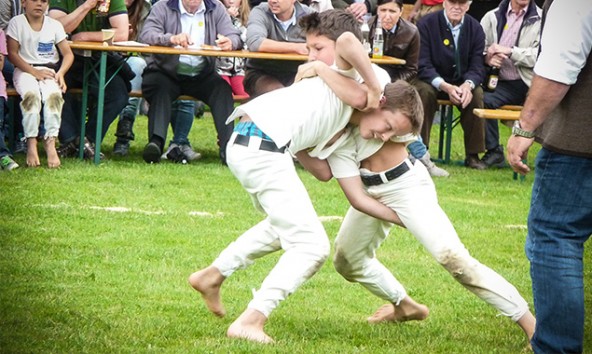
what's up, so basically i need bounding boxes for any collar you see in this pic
[179,0,206,15]
[506,3,526,17]
[273,8,296,27]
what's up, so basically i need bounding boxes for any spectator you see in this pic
[370,0,449,176]
[216,0,250,98]
[0,29,18,171]
[407,0,443,23]
[7,0,74,168]
[49,0,130,160]
[138,0,242,164]
[507,0,592,352]
[0,0,26,155]
[479,0,540,167]
[243,0,313,97]
[415,0,487,169]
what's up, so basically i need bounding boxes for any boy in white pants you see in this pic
[188,10,410,344]
[7,0,73,168]
[301,78,536,343]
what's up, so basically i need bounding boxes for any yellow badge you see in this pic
[504,24,509,31]
[199,21,204,27]
[443,39,450,46]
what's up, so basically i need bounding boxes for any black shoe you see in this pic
[465,155,487,170]
[113,140,130,156]
[57,141,79,158]
[166,145,188,164]
[81,137,104,160]
[481,146,505,168]
[115,117,135,141]
[143,142,162,163]
[194,101,206,119]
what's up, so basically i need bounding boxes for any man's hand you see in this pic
[364,86,382,112]
[170,33,193,48]
[457,81,473,108]
[346,3,368,21]
[507,134,534,175]
[215,34,232,51]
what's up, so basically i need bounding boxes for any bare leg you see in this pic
[26,138,40,167]
[188,266,226,317]
[44,137,61,168]
[227,308,273,344]
[367,296,429,324]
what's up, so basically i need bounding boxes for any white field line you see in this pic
[33,203,343,222]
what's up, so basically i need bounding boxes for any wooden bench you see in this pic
[436,101,523,164]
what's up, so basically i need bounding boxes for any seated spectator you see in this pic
[7,0,74,168]
[0,28,18,171]
[49,0,130,160]
[243,0,313,97]
[216,0,250,98]
[479,0,540,167]
[415,0,487,169]
[369,0,448,176]
[139,0,242,164]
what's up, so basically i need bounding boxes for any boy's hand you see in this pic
[32,67,56,81]
[55,72,67,92]
[363,86,382,111]
[295,61,323,82]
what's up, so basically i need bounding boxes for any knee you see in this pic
[46,93,64,112]
[436,250,478,285]
[333,248,358,281]
[20,91,41,112]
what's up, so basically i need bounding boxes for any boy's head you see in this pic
[382,80,424,135]
[300,10,361,64]
[23,0,50,17]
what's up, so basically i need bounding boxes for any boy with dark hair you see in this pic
[297,13,536,344]
[188,9,411,344]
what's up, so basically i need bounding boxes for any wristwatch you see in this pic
[512,121,535,138]
[464,80,475,90]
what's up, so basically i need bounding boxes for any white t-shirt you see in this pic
[326,127,418,179]
[534,0,592,85]
[6,14,67,66]
[226,64,391,155]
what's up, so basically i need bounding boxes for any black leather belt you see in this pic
[233,134,286,153]
[361,161,411,186]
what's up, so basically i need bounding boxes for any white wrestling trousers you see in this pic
[13,67,64,139]
[214,135,330,317]
[334,162,529,322]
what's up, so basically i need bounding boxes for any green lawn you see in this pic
[1,114,590,353]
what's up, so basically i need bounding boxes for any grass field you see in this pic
[1,114,590,353]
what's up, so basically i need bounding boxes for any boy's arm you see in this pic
[337,176,404,226]
[6,37,52,81]
[55,39,74,92]
[295,150,333,182]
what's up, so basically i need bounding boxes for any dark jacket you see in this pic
[370,16,419,82]
[139,0,242,79]
[417,10,485,86]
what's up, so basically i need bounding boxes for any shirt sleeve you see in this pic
[534,0,592,85]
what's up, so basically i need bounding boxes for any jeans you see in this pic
[526,148,592,354]
[483,79,528,151]
[0,97,11,158]
[407,135,427,159]
[119,56,147,122]
[60,56,129,144]
[170,100,195,146]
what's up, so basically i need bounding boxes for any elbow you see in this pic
[317,171,333,182]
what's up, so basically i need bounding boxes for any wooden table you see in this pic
[68,41,406,164]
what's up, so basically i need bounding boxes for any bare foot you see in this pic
[188,266,226,317]
[368,297,429,324]
[26,138,40,167]
[227,308,273,344]
[44,137,61,168]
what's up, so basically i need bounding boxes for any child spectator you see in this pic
[7,0,73,168]
[0,28,19,171]
[216,0,250,98]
